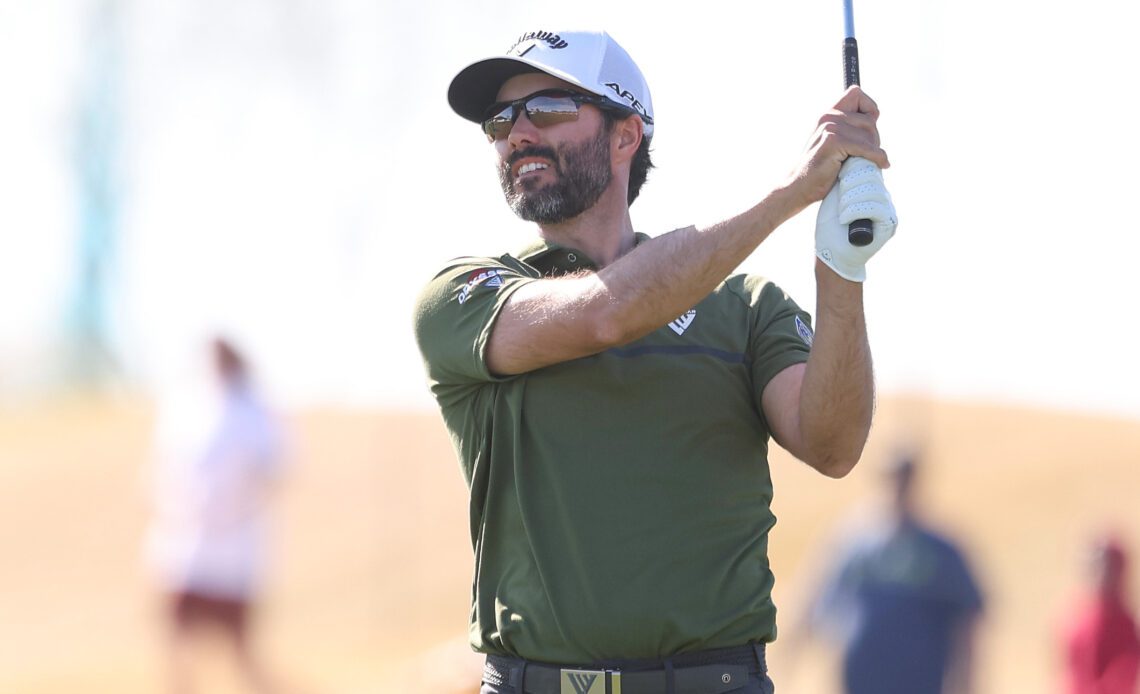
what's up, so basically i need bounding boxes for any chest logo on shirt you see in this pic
[457,268,507,305]
[668,309,697,335]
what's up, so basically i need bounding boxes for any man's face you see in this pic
[492,73,614,224]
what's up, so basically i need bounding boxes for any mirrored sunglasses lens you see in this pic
[525,96,580,128]
[483,106,515,141]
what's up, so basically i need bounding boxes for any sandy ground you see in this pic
[1,394,1138,693]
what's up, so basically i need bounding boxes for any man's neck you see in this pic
[534,186,635,268]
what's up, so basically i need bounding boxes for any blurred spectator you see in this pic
[1059,533,1140,694]
[799,453,985,694]
[144,336,287,694]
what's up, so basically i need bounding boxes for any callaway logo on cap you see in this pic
[448,29,655,138]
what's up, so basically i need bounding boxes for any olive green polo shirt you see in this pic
[413,231,814,664]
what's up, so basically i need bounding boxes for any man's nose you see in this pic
[506,111,540,147]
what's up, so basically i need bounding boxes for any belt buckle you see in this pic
[559,667,621,694]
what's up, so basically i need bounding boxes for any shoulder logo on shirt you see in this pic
[795,315,814,347]
[668,309,697,336]
[457,268,508,305]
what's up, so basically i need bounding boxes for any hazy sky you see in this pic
[2,0,1138,418]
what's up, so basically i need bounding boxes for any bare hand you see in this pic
[783,86,890,211]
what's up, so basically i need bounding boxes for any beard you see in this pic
[498,125,613,225]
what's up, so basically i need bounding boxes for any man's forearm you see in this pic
[486,186,806,375]
[594,186,806,345]
[796,260,874,477]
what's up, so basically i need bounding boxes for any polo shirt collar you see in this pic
[516,232,651,276]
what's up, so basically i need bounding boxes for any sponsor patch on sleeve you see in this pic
[457,268,510,305]
[795,315,814,347]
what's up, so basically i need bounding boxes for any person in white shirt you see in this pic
[145,336,286,694]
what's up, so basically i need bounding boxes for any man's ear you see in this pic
[613,115,643,165]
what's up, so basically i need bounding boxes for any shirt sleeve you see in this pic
[937,541,985,615]
[746,277,814,398]
[412,255,538,389]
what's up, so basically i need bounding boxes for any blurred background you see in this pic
[2,1,1138,692]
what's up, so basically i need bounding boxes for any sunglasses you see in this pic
[481,89,649,142]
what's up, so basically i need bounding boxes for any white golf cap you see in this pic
[448,30,654,139]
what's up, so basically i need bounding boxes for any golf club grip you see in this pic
[843,37,874,247]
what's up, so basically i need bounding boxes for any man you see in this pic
[413,29,897,694]
[800,455,984,694]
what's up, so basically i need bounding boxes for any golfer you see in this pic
[413,28,898,694]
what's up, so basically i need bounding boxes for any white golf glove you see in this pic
[815,157,898,282]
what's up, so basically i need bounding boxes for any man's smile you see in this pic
[512,157,553,182]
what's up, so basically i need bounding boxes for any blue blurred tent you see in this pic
[64,0,123,388]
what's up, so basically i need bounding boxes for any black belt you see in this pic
[483,643,766,694]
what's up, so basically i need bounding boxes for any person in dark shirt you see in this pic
[804,454,984,694]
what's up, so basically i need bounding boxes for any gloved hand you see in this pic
[815,156,898,282]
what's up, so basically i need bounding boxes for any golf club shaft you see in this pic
[843,0,874,247]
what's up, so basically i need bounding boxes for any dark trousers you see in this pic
[480,643,775,694]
